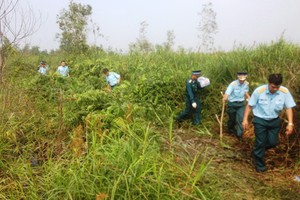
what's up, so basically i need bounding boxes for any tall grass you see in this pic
[0,39,300,199]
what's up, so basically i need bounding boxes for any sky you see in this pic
[19,0,300,52]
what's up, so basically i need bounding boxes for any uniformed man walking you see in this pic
[242,74,296,172]
[37,61,49,75]
[56,60,70,77]
[176,70,202,125]
[223,72,250,140]
[102,68,121,92]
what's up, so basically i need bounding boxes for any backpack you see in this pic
[197,76,210,88]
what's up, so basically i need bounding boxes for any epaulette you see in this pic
[279,87,288,93]
[257,86,267,93]
[232,81,237,86]
[245,81,249,85]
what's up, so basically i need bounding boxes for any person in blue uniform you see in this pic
[242,74,296,172]
[102,68,121,92]
[37,61,49,75]
[176,70,202,125]
[56,60,70,77]
[223,72,250,140]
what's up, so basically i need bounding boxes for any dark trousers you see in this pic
[227,101,245,137]
[253,116,280,171]
[177,97,201,125]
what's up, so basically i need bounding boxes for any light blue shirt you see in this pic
[225,80,249,102]
[38,67,48,75]
[106,72,120,86]
[248,84,296,120]
[57,66,69,77]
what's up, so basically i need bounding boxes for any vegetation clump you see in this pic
[0,40,299,199]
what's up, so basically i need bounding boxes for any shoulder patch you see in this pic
[232,81,237,86]
[245,81,249,85]
[279,87,288,93]
[257,87,266,93]
[189,79,192,83]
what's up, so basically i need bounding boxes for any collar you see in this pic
[266,85,280,95]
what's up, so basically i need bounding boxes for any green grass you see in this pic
[0,39,300,199]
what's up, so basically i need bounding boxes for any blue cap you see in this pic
[192,70,201,75]
[237,71,247,76]
[237,72,247,81]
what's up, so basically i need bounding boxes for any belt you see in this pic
[230,101,244,103]
[254,116,279,121]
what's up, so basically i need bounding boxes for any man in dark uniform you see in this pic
[176,70,202,125]
[242,74,295,172]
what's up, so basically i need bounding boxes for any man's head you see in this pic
[40,61,46,66]
[237,72,247,82]
[60,60,66,66]
[191,70,201,79]
[268,73,282,94]
[102,68,109,76]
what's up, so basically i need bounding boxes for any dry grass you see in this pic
[172,124,300,200]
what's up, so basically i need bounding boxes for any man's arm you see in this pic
[186,80,195,102]
[106,84,111,92]
[67,67,70,77]
[245,92,251,101]
[223,83,233,102]
[285,108,294,135]
[242,105,252,130]
[222,94,229,102]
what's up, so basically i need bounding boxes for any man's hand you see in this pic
[242,120,248,131]
[106,85,111,92]
[286,123,294,135]
[242,105,252,131]
[222,97,227,103]
[192,102,197,108]
[222,94,228,103]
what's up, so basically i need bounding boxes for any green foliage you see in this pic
[1,39,300,199]
[34,116,212,200]
[57,1,92,54]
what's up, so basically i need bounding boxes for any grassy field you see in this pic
[0,40,299,199]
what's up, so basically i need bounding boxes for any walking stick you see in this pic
[215,92,225,142]
[220,92,225,141]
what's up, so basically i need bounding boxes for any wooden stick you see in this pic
[220,91,225,141]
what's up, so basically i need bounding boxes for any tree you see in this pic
[129,21,152,53]
[197,2,218,52]
[154,30,175,52]
[0,0,38,85]
[163,30,175,51]
[56,1,92,54]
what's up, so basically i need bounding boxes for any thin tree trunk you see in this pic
[0,49,4,86]
[0,50,5,114]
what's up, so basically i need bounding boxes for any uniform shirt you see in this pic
[225,80,249,102]
[38,67,48,75]
[248,84,296,120]
[57,66,69,77]
[106,72,120,86]
[186,78,201,102]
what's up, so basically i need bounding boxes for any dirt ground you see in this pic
[173,124,300,200]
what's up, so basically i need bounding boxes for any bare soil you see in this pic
[173,123,300,200]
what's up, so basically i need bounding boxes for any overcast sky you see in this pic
[20,0,300,52]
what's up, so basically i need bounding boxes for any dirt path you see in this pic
[173,126,300,199]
